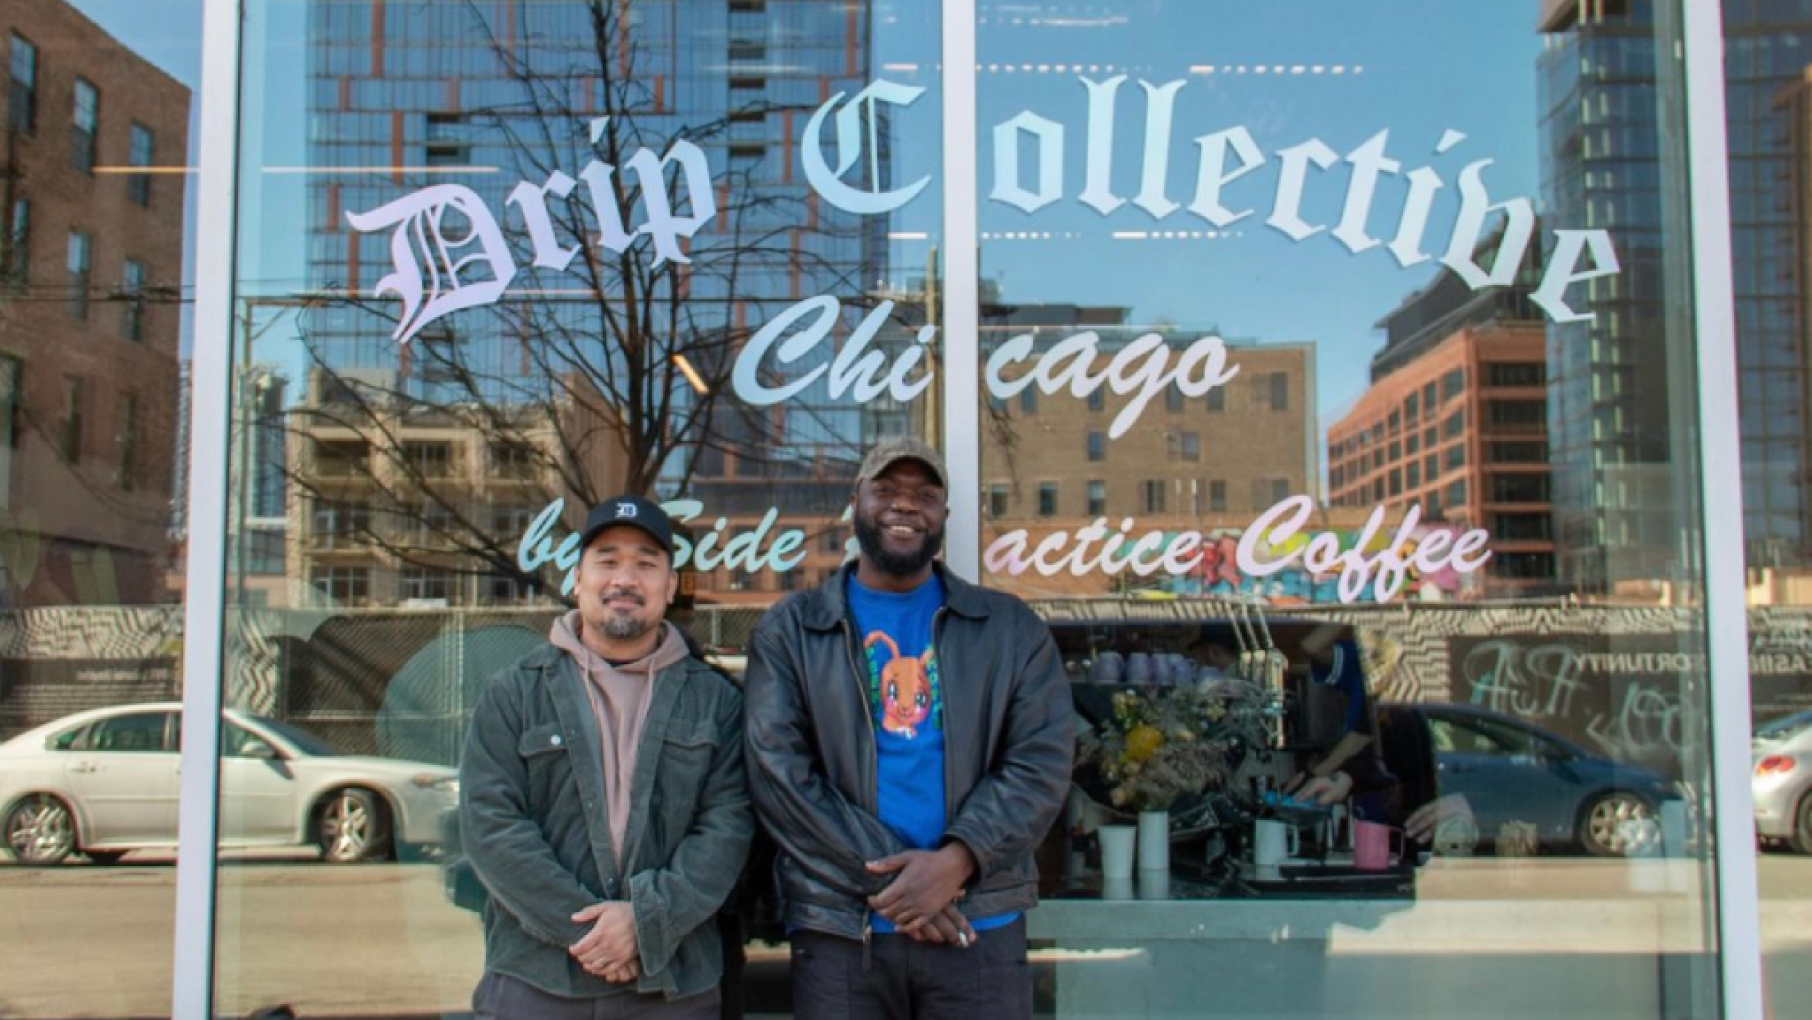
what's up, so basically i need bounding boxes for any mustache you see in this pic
[602,589,646,605]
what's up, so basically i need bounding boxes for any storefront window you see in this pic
[0,2,199,1017]
[972,0,1718,1016]
[214,0,940,1013]
[1727,5,1812,1016]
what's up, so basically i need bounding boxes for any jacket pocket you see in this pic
[655,723,718,824]
[518,722,570,758]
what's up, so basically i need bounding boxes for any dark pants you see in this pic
[473,972,721,1020]
[790,917,1032,1020]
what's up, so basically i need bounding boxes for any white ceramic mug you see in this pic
[1254,819,1300,878]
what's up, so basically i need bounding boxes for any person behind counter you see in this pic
[744,437,1074,1020]
[1288,624,1472,850]
[459,495,753,1020]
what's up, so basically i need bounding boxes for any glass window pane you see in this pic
[976,3,1719,1018]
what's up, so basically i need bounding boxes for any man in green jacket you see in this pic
[460,495,752,1019]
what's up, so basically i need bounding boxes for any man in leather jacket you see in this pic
[744,437,1074,1020]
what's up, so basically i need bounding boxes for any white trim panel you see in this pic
[170,0,243,1015]
[1681,1,1765,1017]
[941,0,980,582]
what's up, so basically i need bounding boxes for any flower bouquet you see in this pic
[1076,678,1273,829]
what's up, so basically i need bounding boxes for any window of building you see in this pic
[1492,513,1553,540]
[1425,453,1439,481]
[1388,469,1401,496]
[1143,480,1166,514]
[1087,480,1106,516]
[490,441,537,478]
[1491,474,1552,503]
[1486,362,1546,387]
[1407,433,1420,455]
[1088,388,1104,412]
[121,260,145,342]
[67,232,91,321]
[312,566,370,607]
[1388,409,1401,433]
[1166,386,1184,413]
[487,574,539,605]
[315,439,369,476]
[1424,426,1437,447]
[492,504,535,536]
[246,530,286,576]
[1087,431,1105,461]
[1441,368,1465,400]
[1443,409,1464,438]
[1446,445,1465,471]
[1406,462,1420,488]
[114,392,137,490]
[1180,431,1200,461]
[1020,387,1038,414]
[71,78,98,173]
[729,0,767,12]
[403,441,454,477]
[7,34,36,133]
[128,123,155,206]
[1037,482,1058,517]
[401,567,455,604]
[1444,479,1468,507]
[1253,478,1289,509]
[0,353,19,453]
[1489,440,1549,463]
[60,377,83,464]
[312,501,372,547]
[1421,381,1437,415]
[1486,399,1545,433]
[3,199,26,288]
[988,484,1010,518]
[1206,386,1224,412]
[727,41,766,62]
[1209,479,1227,513]
[1405,393,1419,420]
[1388,440,1400,462]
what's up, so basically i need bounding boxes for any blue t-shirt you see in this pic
[846,572,1015,933]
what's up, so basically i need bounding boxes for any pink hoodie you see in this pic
[549,611,690,868]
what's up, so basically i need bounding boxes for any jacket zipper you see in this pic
[841,619,880,963]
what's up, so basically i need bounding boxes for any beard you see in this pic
[593,589,654,641]
[854,510,945,578]
[601,613,653,641]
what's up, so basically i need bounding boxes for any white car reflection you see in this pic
[0,702,457,865]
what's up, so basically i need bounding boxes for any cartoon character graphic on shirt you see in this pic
[865,632,935,739]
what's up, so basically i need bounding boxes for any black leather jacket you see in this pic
[743,563,1074,941]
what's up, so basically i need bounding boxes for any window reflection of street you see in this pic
[9,851,1812,1018]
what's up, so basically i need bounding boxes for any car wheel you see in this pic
[316,788,392,864]
[5,794,77,865]
[1579,791,1657,857]
[1790,792,1812,855]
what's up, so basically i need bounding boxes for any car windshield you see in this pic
[1756,709,1812,741]
[247,716,343,757]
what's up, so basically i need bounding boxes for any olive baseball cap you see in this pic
[855,436,948,488]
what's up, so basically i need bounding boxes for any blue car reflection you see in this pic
[1379,703,1681,857]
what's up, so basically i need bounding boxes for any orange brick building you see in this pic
[0,1,189,606]
[1328,290,1556,598]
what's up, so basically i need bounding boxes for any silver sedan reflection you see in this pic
[0,703,457,865]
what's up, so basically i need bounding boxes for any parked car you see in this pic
[0,703,458,865]
[1379,703,1682,857]
[1753,708,1812,852]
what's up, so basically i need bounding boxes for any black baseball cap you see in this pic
[578,494,675,558]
